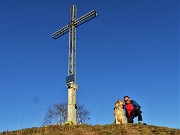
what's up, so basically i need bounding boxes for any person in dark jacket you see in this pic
[124,96,142,124]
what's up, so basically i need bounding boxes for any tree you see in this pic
[43,102,90,125]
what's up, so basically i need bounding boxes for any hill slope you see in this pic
[1,124,180,135]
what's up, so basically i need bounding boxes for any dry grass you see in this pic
[1,124,179,135]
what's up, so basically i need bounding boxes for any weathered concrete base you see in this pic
[67,82,78,125]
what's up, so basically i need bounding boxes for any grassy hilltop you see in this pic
[1,124,180,135]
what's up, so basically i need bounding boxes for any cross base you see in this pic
[67,82,78,124]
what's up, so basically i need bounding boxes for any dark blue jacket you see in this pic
[131,100,141,110]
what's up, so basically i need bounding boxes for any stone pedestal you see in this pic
[67,82,78,124]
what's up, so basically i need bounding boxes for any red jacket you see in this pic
[125,103,134,116]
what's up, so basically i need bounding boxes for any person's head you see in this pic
[124,96,131,104]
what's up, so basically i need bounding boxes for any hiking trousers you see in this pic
[127,109,142,123]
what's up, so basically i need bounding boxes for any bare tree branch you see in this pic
[43,102,90,125]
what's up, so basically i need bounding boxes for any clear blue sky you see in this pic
[0,0,179,132]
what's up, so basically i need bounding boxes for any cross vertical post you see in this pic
[68,5,76,80]
[52,5,97,125]
[67,5,77,124]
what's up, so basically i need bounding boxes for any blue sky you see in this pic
[0,0,179,132]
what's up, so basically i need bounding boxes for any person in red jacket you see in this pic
[124,96,142,124]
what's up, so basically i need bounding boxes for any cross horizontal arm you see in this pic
[52,10,97,40]
[52,24,69,39]
[74,10,97,27]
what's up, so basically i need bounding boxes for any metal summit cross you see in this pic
[52,5,97,124]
